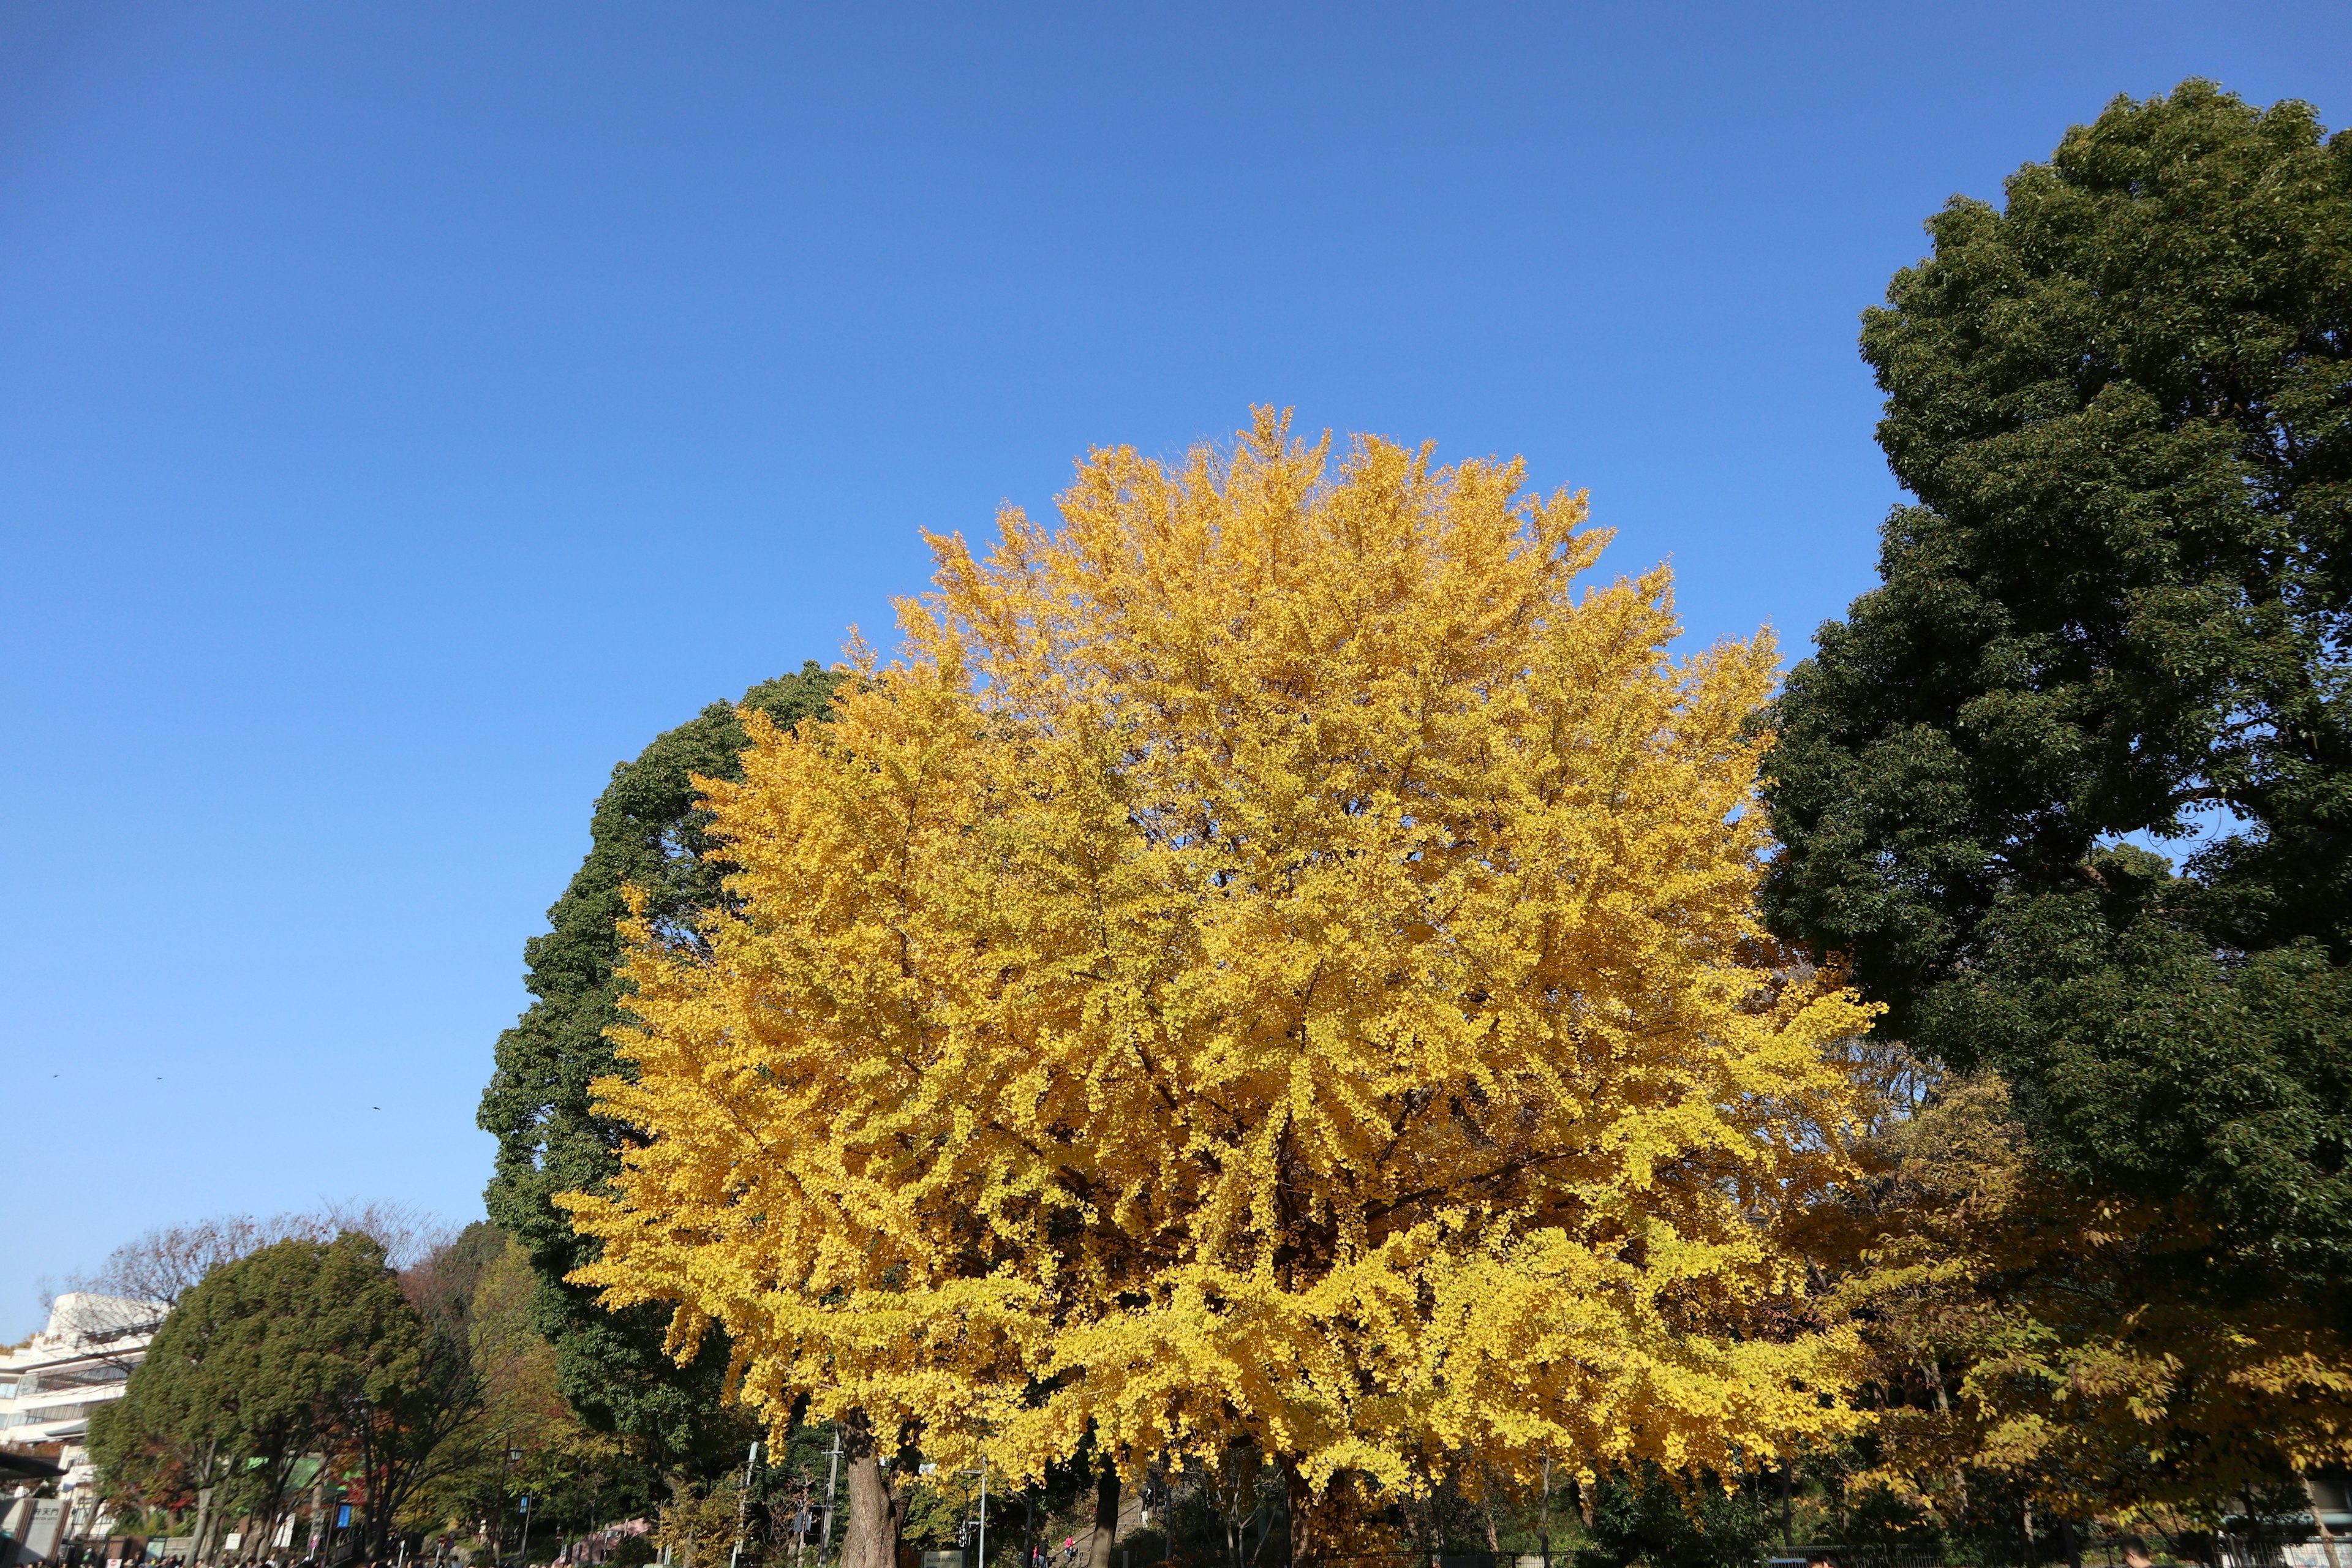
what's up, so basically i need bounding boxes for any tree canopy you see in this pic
[562,412,1876,1556]
[478,662,841,1460]
[1819,1064,2352,1527]
[1761,81,2352,1313]
[91,1234,426,1549]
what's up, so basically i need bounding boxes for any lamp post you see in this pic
[496,1444,523,1568]
[959,1457,987,1568]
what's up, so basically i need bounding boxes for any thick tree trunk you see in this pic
[1084,1469,1119,1568]
[190,1464,216,1568]
[2305,1474,2343,1568]
[838,1412,901,1568]
[1279,1460,1308,1568]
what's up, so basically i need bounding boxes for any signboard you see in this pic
[337,1505,352,1528]
[24,1501,65,1561]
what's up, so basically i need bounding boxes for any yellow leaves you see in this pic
[1837,1067,2352,1512]
[561,410,1877,1495]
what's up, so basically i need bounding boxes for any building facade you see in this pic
[1,1294,165,1549]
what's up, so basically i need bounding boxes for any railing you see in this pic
[1773,1547,1944,1568]
[1303,1540,2337,1568]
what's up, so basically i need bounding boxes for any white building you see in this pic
[1,1293,165,1543]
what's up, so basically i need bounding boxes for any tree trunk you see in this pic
[305,1471,327,1561]
[1085,1468,1119,1568]
[1279,1460,1308,1568]
[191,1471,217,1568]
[2305,1474,2342,1568]
[838,1412,900,1568]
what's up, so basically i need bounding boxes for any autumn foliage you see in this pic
[563,412,1875,1518]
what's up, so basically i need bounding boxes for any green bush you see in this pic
[1576,1466,1772,1568]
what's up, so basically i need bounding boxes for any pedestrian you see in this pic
[2117,1537,2155,1568]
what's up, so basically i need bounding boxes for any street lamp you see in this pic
[496,1443,524,1567]
[958,1457,987,1568]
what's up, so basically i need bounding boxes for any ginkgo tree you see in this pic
[564,411,1876,1565]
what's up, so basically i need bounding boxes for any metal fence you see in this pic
[1774,1547,1945,1568]
[1305,1540,2340,1568]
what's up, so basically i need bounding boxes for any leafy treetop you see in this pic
[564,412,1876,1531]
[478,662,842,1461]
[1762,81,2352,1307]
[91,1234,421,1530]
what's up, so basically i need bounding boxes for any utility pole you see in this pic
[817,1431,843,1568]
[730,1442,763,1568]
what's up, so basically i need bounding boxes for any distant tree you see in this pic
[91,1234,428,1555]
[73,1202,447,1310]
[1819,1068,2352,1528]
[1762,82,2352,1320]
[477,662,842,1467]
[450,1228,638,1550]
[1574,1464,1774,1568]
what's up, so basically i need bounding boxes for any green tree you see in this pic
[456,1227,639,1553]
[91,1234,430,1555]
[1573,1466,1773,1568]
[477,663,841,1464]
[346,1240,494,1561]
[1762,81,2352,1316]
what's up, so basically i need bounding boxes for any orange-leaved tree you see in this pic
[563,410,1875,1564]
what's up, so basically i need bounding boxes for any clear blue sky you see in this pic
[4,2,2345,1333]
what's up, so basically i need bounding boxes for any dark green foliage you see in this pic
[1575,1467,1773,1568]
[477,663,842,1462]
[1763,81,2352,1305]
[1830,1480,1943,1555]
[92,1235,424,1531]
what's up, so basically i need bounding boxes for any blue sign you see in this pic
[337,1506,352,1528]
[521,1497,532,1513]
